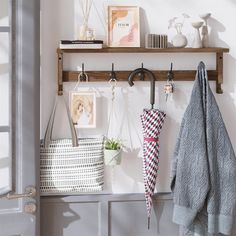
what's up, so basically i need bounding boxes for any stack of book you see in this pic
[59,40,103,49]
[145,34,168,49]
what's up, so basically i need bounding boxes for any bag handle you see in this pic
[43,96,78,148]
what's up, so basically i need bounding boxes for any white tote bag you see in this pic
[40,97,104,195]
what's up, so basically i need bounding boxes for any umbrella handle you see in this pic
[128,67,156,109]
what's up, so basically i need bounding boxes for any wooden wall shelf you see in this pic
[57,47,229,95]
[57,47,229,53]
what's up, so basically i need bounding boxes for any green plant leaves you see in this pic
[104,138,122,150]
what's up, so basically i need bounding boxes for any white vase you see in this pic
[104,149,122,166]
[172,33,188,48]
[192,21,204,48]
[199,13,211,48]
[201,25,209,48]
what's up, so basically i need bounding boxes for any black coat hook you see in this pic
[167,62,174,82]
[137,63,145,81]
[109,63,117,81]
[79,63,88,82]
[128,67,156,109]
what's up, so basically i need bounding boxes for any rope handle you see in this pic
[106,79,117,137]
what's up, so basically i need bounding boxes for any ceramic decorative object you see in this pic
[201,26,208,48]
[191,21,204,48]
[104,149,122,166]
[172,31,188,48]
[200,13,211,48]
[168,14,190,48]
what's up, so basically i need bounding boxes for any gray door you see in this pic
[0,0,40,235]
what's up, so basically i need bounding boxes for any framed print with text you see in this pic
[108,6,140,47]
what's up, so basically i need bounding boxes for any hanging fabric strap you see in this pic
[43,96,78,148]
[197,61,208,114]
[144,137,159,142]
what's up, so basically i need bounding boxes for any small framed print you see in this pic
[70,91,96,128]
[108,6,140,47]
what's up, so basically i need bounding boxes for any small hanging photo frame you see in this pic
[70,91,96,128]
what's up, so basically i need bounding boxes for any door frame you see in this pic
[14,0,40,234]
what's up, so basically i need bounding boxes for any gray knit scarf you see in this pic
[171,62,236,236]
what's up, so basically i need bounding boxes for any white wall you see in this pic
[41,0,236,194]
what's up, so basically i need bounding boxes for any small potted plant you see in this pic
[104,138,122,166]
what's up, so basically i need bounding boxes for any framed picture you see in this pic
[70,91,96,128]
[108,6,140,47]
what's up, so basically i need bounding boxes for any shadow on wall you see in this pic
[41,198,80,236]
[157,115,179,192]
[121,147,143,187]
[97,95,107,132]
[153,199,165,234]
[216,54,236,148]
[140,7,151,47]
[232,217,236,235]
[104,147,143,192]
[176,52,236,236]
[208,17,229,48]
[170,85,189,110]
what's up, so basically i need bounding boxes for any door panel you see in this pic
[110,200,178,236]
[0,132,9,158]
[0,33,9,61]
[0,33,10,126]
[0,75,10,126]
[0,5,11,196]
[0,0,9,26]
[0,0,40,235]
[41,202,99,236]
[0,198,18,212]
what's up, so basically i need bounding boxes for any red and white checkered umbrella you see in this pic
[141,108,166,228]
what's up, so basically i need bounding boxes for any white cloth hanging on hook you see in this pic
[118,87,143,152]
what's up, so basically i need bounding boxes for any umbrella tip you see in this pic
[148,217,150,229]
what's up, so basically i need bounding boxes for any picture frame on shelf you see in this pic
[70,91,96,128]
[107,6,140,47]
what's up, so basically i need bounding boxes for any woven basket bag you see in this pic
[40,97,104,195]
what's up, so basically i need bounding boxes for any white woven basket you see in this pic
[40,97,104,195]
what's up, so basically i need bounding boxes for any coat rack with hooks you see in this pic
[57,47,229,95]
